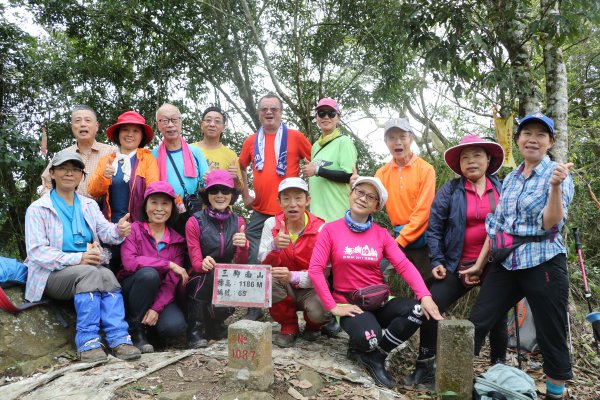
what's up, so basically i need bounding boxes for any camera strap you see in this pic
[166,150,189,197]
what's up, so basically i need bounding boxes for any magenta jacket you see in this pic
[119,221,185,313]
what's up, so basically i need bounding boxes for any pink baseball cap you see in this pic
[205,169,235,189]
[144,181,176,200]
[315,98,340,114]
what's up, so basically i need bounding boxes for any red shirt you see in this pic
[461,177,499,262]
[239,129,311,215]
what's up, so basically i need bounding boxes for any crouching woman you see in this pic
[24,152,140,362]
[119,181,189,353]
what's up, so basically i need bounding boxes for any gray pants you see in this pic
[246,210,273,264]
[44,265,121,300]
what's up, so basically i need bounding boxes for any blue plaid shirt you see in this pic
[486,156,574,270]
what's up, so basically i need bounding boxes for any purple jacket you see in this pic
[119,221,185,313]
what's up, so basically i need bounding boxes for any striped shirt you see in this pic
[41,141,116,198]
[24,193,124,302]
[486,156,574,270]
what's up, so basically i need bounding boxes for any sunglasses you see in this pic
[207,186,234,195]
[317,110,338,119]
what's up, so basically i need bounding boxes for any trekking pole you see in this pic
[572,228,600,355]
[513,303,522,369]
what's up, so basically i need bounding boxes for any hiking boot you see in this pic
[206,322,228,341]
[403,356,435,386]
[79,347,107,363]
[346,347,360,362]
[112,344,141,361]
[187,300,208,349]
[273,333,298,348]
[130,328,154,353]
[243,307,264,321]
[358,349,396,389]
[321,318,342,338]
[300,328,321,342]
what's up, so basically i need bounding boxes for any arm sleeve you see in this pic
[384,233,431,300]
[25,206,82,270]
[397,163,436,248]
[234,216,249,264]
[144,153,160,184]
[238,138,252,170]
[258,218,281,267]
[90,200,124,245]
[317,168,352,183]
[40,161,53,195]
[185,217,205,274]
[120,229,170,274]
[538,171,575,232]
[87,155,112,197]
[194,151,210,189]
[308,226,337,310]
[427,181,453,268]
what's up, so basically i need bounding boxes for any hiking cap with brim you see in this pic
[315,98,341,114]
[51,151,85,170]
[106,111,154,145]
[444,135,505,176]
[144,181,176,200]
[352,176,388,211]
[517,112,554,137]
[278,177,309,193]
[206,169,235,190]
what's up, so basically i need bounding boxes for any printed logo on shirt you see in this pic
[207,160,220,170]
[313,159,332,168]
[343,245,378,260]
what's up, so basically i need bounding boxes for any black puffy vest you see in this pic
[193,210,238,263]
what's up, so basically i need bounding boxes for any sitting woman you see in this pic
[308,176,442,388]
[119,181,189,353]
[88,111,158,273]
[24,152,140,362]
[185,170,248,348]
[404,135,507,387]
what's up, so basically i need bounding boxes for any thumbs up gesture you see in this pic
[232,224,248,248]
[274,220,291,249]
[103,163,116,179]
[301,157,316,177]
[117,213,131,237]
[228,158,239,180]
[349,165,359,187]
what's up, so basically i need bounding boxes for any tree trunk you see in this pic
[541,0,569,163]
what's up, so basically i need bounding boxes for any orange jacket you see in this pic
[375,155,435,248]
[88,148,159,222]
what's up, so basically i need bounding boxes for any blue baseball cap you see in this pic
[517,112,554,137]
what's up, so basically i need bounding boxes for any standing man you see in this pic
[375,117,436,280]
[41,105,115,198]
[151,103,209,234]
[239,94,312,320]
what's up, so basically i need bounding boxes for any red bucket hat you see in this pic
[106,111,154,146]
[444,135,505,176]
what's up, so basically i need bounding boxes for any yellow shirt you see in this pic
[192,143,243,188]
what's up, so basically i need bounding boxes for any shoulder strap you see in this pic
[488,189,496,213]
[166,150,189,196]
[313,135,343,159]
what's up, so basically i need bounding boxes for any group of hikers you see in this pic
[22,94,573,399]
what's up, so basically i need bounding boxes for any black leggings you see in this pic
[418,271,508,362]
[469,254,572,380]
[340,297,424,353]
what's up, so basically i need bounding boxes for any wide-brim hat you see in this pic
[352,176,388,211]
[144,181,175,200]
[444,135,505,176]
[106,111,154,145]
[50,151,85,170]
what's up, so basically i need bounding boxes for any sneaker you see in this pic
[79,347,107,363]
[321,319,342,338]
[300,329,321,342]
[112,344,141,361]
[243,307,264,321]
[273,333,297,348]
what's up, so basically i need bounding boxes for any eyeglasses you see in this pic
[207,186,234,195]
[54,166,84,174]
[258,107,281,114]
[317,110,338,119]
[157,117,181,126]
[352,187,379,203]
[202,118,224,125]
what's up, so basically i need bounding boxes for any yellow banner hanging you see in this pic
[493,110,517,169]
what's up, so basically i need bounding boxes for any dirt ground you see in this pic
[110,310,600,400]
